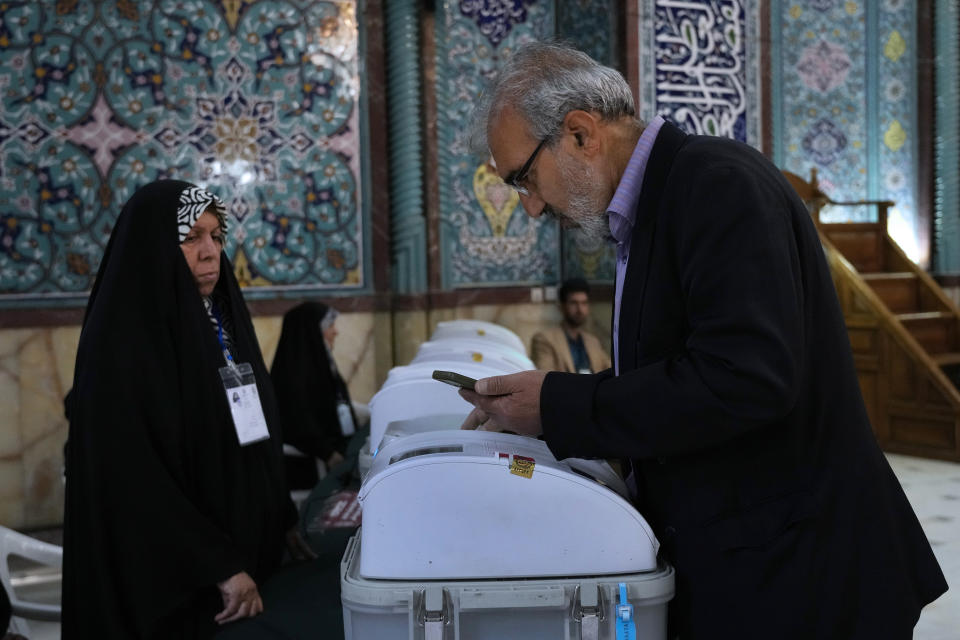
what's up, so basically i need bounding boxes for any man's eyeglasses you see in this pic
[506,138,548,197]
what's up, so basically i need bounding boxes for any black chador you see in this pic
[271,302,357,488]
[62,180,295,638]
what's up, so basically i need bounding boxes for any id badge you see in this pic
[337,401,356,436]
[219,363,271,446]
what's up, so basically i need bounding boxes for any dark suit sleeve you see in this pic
[542,160,805,460]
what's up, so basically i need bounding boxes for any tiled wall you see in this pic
[558,0,619,283]
[771,0,921,260]
[635,0,763,147]
[0,0,370,305]
[433,0,620,288]
[434,0,560,288]
[629,0,922,264]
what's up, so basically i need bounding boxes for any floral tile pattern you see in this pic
[877,2,918,259]
[773,0,918,244]
[0,0,366,305]
[435,0,621,288]
[435,0,560,287]
[459,0,536,47]
[776,0,868,219]
[796,39,852,93]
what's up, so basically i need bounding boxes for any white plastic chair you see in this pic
[0,525,62,636]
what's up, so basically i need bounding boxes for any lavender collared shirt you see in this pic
[608,115,665,375]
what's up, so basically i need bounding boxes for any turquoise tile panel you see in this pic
[558,0,619,284]
[436,0,560,288]
[776,0,869,221]
[0,0,369,305]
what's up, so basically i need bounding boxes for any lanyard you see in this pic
[210,303,236,369]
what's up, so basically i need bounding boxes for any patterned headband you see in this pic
[176,186,227,244]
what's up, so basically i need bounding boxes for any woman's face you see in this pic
[322,321,338,349]
[180,210,224,296]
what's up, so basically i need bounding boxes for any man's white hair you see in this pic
[469,40,637,155]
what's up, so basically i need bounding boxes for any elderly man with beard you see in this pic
[458,41,946,639]
[531,277,611,374]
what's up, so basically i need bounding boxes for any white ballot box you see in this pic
[342,431,673,639]
[411,339,535,372]
[430,320,527,357]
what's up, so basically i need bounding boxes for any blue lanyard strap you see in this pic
[210,303,235,366]
[616,582,636,640]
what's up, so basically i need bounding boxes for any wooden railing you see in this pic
[785,169,960,462]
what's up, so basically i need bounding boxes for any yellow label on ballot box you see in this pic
[510,455,535,479]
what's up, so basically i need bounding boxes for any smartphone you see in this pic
[432,369,477,391]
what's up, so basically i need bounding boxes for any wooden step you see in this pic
[822,227,885,273]
[862,272,920,313]
[897,311,958,354]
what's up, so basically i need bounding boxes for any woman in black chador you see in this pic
[271,302,359,489]
[62,180,298,638]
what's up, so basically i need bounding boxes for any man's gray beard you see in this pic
[555,151,611,243]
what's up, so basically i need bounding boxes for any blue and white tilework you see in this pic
[877,0,918,260]
[775,0,868,213]
[0,1,367,304]
[772,0,919,253]
[558,0,618,283]
[637,0,762,148]
[436,0,623,287]
[435,0,560,288]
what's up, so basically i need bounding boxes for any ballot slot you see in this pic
[568,465,604,485]
[389,445,464,465]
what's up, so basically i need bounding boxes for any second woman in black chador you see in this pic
[271,301,359,489]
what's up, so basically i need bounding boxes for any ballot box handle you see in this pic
[573,582,604,640]
[416,587,449,640]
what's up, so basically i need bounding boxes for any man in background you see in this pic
[531,277,611,373]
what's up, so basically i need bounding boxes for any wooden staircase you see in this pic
[785,169,960,462]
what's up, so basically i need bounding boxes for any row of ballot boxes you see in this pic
[344,320,673,639]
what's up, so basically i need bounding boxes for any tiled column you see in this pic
[386,0,428,294]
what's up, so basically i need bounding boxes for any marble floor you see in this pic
[887,453,960,640]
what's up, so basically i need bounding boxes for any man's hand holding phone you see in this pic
[432,370,477,391]
[453,370,547,437]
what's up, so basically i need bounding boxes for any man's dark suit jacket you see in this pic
[541,122,947,639]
